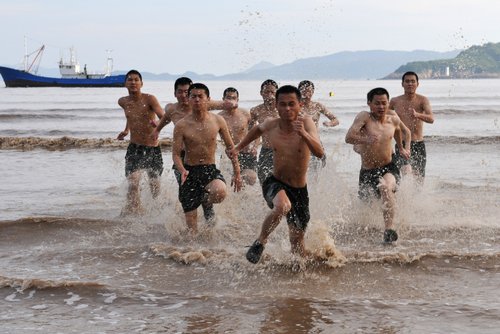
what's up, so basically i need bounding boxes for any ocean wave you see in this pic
[433,108,500,115]
[0,275,105,291]
[425,135,500,145]
[0,136,173,150]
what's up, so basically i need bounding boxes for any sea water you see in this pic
[0,80,499,333]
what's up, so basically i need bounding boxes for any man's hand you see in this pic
[323,119,339,127]
[400,147,411,160]
[231,174,243,192]
[117,131,128,140]
[226,147,239,160]
[292,115,306,136]
[180,170,189,185]
[223,99,238,110]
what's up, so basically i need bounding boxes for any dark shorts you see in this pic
[238,152,257,171]
[257,147,274,185]
[358,162,400,201]
[172,150,186,186]
[178,164,225,213]
[262,175,310,231]
[125,143,163,178]
[394,141,427,177]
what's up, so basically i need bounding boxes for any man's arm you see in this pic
[414,96,434,124]
[117,120,129,140]
[172,124,188,184]
[345,112,373,145]
[394,117,411,160]
[217,116,242,192]
[208,99,237,111]
[294,116,324,158]
[319,103,339,127]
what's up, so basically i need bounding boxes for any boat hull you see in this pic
[0,66,126,87]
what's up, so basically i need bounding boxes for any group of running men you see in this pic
[117,70,433,264]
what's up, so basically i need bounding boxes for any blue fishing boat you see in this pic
[0,44,126,87]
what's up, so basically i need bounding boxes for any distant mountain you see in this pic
[1,49,461,83]
[218,50,460,81]
[243,61,276,73]
[384,42,500,79]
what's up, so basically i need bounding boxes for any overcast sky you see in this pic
[1,0,499,75]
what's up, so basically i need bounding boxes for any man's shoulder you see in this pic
[250,103,265,113]
[165,102,177,112]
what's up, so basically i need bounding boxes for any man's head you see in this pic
[223,87,239,110]
[298,80,315,100]
[260,79,278,105]
[188,83,210,112]
[401,71,419,94]
[367,87,390,117]
[276,85,302,121]
[174,77,193,105]
[125,70,143,92]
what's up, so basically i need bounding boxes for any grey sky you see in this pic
[1,0,498,75]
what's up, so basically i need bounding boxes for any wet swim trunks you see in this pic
[178,164,225,213]
[238,152,257,171]
[125,142,163,178]
[358,162,400,201]
[394,141,427,177]
[262,175,310,231]
[257,147,274,185]
[172,150,186,186]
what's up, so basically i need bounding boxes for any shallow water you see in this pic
[1,80,499,333]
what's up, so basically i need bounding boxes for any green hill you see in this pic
[384,42,500,79]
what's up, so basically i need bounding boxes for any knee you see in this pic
[208,181,227,203]
[273,199,291,216]
[243,170,257,186]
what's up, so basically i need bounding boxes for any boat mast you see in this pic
[105,49,113,76]
[24,36,28,72]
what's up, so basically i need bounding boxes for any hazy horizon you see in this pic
[1,1,499,75]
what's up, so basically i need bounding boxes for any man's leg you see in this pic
[124,170,143,214]
[184,209,198,235]
[379,173,398,242]
[289,225,308,257]
[148,176,161,199]
[258,190,290,244]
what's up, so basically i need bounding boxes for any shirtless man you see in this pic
[298,80,339,171]
[218,87,257,186]
[389,71,434,184]
[229,85,324,263]
[172,83,242,235]
[117,70,165,215]
[249,79,279,185]
[152,77,237,185]
[345,87,411,243]
[298,80,339,128]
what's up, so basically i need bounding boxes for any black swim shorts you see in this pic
[262,175,310,231]
[125,142,163,178]
[238,152,257,171]
[394,141,427,177]
[257,147,274,185]
[178,164,225,213]
[358,162,400,201]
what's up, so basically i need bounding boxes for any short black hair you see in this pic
[174,77,193,91]
[260,79,278,91]
[402,71,419,83]
[367,87,389,103]
[276,85,301,101]
[125,69,142,82]
[188,83,210,98]
[298,80,314,91]
[223,87,239,98]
